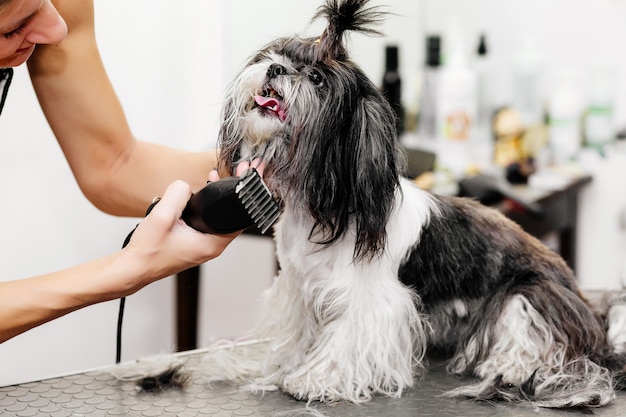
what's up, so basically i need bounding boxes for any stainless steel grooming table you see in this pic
[2,342,625,417]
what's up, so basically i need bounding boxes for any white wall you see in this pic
[577,149,626,290]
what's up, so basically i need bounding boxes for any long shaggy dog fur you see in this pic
[149,0,626,409]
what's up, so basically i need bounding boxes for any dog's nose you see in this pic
[267,63,286,79]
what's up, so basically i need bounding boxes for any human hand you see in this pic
[121,180,237,287]
[207,159,266,182]
[121,160,268,288]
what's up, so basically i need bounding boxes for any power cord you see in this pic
[116,198,161,364]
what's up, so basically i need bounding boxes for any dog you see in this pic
[204,0,626,409]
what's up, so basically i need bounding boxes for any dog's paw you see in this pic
[280,365,408,404]
[282,376,367,404]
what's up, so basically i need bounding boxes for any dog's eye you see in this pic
[307,70,324,86]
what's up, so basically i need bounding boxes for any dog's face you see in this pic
[219,36,397,190]
[218,1,404,260]
[218,37,332,180]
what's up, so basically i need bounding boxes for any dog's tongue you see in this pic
[254,95,286,121]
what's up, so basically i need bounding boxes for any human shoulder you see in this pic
[28,0,96,73]
[51,0,95,34]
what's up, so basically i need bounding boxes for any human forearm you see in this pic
[0,180,237,344]
[91,143,218,217]
[0,251,140,343]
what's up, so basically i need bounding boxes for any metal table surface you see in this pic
[2,345,626,417]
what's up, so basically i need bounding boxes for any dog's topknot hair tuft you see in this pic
[312,0,386,63]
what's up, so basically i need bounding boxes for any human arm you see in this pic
[0,179,234,344]
[26,0,217,218]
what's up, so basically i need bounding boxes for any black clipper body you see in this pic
[181,168,280,235]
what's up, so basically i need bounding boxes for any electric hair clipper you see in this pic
[181,168,280,234]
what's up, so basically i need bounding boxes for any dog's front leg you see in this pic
[259,262,426,403]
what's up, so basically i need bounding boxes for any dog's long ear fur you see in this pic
[302,0,402,261]
[302,71,403,261]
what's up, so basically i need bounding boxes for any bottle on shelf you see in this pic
[511,35,544,127]
[584,64,615,154]
[381,45,405,136]
[416,35,442,141]
[473,33,496,167]
[435,19,478,179]
[548,68,584,164]
[474,34,493,137]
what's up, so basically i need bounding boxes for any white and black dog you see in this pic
[204,0,626,409]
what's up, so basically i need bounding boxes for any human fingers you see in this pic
[150,180,193,221]
[207,169,220,182]
[206,158,267,184]
[235,160,251,176]
[207,162,253,182]
[124,180,239,282]
[250,158,267,176]
[235,158,266,177]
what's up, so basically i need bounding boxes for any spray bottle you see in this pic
[435,18,478,178]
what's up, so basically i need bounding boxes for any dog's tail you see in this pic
[312,0,386,63]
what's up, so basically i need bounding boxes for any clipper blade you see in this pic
[181,168,280,235]
[236,169,281,234]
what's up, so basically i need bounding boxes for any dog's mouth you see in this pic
[254,86,286,122]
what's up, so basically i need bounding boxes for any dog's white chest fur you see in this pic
[275,179,435,277]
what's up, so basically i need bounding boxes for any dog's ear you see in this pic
[346,87,405,261]
[299,71,403,261]
[218,69,256,177]
[217,95,238,177]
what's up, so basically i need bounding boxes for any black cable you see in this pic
[115,199,160,364]
[115,297,125,364]
[0,68,14,116]
[116,225,135,364]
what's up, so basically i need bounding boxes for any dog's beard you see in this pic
[241,109,283,148]
[222,60,287,149]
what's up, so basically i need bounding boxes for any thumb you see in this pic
[152,180,193,219]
